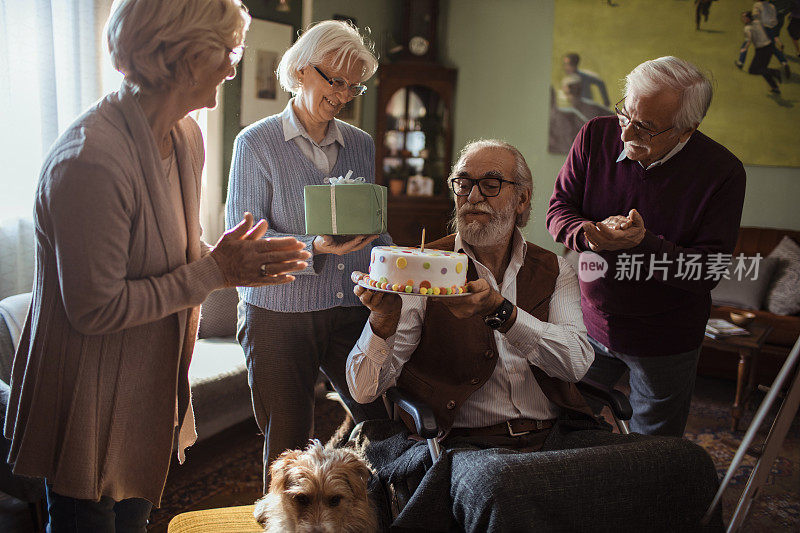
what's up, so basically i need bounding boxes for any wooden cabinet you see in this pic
[375,62,457,246]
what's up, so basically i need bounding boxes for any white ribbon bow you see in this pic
[324,170,366,185]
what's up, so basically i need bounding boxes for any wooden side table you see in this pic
[702,320,772,431]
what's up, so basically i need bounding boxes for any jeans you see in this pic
[584,336,701,437]
[45,483,152,533]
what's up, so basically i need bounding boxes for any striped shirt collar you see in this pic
[616,137,689,169]
[281,98,344,147]
[454,226,527,282]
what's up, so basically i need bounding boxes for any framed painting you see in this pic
[549,0,799,167]
[240,18,293,126]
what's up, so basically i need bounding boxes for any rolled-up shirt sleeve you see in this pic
[503,257,594,382]
[347,296,426,403]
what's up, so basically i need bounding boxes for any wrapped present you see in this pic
[304,172,388,235]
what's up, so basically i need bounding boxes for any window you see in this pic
[0,0,122,220]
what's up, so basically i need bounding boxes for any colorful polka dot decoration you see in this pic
[371,246,468,262]
[396,257,407,269]
[362,275,467,295]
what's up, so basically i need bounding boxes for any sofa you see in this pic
[0,286,254,446]
[700,226,800,384]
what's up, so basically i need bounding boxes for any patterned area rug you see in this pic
[148,376,799,532]
[683,377,800,531]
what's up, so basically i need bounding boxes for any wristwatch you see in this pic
[483,298,515,330]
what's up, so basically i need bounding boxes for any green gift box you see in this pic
[304,182,388,235]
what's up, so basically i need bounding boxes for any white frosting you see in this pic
[367,245,468,294]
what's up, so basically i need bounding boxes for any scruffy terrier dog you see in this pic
[253,439,377,533]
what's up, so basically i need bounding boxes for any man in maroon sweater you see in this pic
[547,56,746,437]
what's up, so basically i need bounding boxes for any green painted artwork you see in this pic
[549,0,799,167]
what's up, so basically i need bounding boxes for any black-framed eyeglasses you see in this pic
[313,66,367,97]
[614,97,673,141]
[449,177,517,197]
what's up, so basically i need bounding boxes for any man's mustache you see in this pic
[458,203,494,216]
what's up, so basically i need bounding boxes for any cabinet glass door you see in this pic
[382,85,448,197]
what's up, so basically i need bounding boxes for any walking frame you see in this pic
[703,333,800,532]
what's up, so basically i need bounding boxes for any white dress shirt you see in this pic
[282,97,343,174]
[616,137,689,169]
[346,228,594,427]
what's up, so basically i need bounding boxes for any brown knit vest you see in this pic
[396,234,593,437]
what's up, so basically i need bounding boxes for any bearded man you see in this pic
[349,139,595,442]
[344,139,722,532]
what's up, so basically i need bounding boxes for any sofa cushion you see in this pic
[189,337,253,441]
[198,287,239,339]
[764,236,800,316]
[710,256,778,310]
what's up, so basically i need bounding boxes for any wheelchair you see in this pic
[359,378,723,532]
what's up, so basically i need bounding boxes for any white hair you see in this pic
[450,139,534,228]
[106,0,250,94]
[624,56,713,132]
[277,20,378,95]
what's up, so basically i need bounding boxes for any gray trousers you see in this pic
[238,303,387,488]
[584,336,701,437]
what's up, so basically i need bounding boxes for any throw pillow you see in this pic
[710,256,778,310]
[764,236,800,316]
[198,287,239,339]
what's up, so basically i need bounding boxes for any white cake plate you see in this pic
[357,279,469,298]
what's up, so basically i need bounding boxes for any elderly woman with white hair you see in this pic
[226,20,390,484]
[4,0,311,529]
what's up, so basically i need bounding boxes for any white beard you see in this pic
[457,200,516,247]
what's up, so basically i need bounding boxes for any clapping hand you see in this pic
[211,213,310,287]
[582,209,646,252]
[313,234,378,255]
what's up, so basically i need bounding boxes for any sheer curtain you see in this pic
[0,1,226,299]
[0,0,120,298]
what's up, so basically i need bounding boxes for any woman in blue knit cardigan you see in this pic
[226,20,391,488]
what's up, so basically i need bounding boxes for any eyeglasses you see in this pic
[449,177,517,197]
[313,66,367,97]
[614,97,673,141]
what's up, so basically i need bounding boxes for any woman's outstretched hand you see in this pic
[211,213,311,287]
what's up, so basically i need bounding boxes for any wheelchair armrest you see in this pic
[385,387,440,439]
[576,378,633,421]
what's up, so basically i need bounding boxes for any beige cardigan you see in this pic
[4,83,225,505]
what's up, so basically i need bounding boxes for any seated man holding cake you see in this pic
[346,140,722,532]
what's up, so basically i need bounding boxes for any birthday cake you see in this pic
[364,246,469,295]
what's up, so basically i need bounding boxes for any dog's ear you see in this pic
[338,449,373,500]
[253,495,269,526]
[268,449,302,493]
